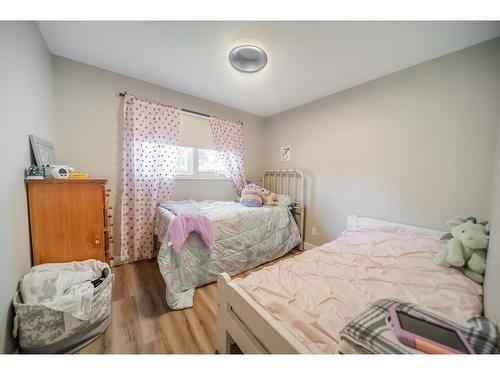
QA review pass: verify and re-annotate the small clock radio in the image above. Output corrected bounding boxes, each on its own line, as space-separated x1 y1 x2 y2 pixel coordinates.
44 165 73 179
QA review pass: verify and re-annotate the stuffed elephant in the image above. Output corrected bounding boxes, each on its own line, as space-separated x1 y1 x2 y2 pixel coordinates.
434 217 489 284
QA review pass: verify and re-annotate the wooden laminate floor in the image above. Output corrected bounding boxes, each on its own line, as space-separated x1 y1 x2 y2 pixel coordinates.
78 250 299 354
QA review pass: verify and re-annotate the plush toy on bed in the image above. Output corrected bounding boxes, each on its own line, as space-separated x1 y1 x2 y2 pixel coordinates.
434 217 489 284
261 189 278 206
240 183 263 207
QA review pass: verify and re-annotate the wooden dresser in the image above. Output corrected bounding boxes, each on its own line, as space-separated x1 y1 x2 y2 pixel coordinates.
26 179 112 265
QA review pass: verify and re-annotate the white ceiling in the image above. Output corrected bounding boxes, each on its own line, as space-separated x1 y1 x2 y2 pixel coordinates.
38 21 500 117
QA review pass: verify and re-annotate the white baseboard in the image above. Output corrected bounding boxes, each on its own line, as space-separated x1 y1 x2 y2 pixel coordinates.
110 256 126 267
303 242 317 250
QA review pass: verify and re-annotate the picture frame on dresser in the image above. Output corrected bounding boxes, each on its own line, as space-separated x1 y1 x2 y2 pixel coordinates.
29 134 56 166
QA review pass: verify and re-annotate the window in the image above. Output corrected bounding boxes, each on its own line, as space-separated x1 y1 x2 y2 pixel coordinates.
175 146 227 179
198 148 225 174
175 146 193 175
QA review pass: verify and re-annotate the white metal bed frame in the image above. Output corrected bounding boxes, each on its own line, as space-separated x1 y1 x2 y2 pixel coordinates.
216 214 447 354
262 169 305 251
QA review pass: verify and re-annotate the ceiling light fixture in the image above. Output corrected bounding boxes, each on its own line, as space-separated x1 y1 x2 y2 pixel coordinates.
229 45 268 73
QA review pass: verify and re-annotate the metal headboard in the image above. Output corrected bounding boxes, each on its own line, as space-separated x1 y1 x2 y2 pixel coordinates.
262 169 305 250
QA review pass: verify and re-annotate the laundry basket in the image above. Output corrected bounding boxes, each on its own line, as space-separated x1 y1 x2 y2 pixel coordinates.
13 260 113 354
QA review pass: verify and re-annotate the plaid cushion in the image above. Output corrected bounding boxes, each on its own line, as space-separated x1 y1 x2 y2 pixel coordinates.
339 299 499 354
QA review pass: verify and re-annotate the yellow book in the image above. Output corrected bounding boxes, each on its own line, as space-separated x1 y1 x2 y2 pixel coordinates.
69 172 90 179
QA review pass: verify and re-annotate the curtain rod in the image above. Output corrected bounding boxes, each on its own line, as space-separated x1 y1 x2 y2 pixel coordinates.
118 92 243 125
119 91 210 118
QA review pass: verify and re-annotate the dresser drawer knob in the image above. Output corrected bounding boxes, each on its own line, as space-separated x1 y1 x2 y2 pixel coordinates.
95 239 101 245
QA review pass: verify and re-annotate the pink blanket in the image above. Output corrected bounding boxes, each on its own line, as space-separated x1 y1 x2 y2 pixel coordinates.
235 226 483 353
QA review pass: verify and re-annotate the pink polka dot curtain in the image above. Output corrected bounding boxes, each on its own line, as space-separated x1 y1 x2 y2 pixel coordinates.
121 95 181 261
209 117 247 196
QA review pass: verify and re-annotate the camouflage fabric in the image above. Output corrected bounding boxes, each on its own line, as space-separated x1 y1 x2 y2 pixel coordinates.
13 270 113 350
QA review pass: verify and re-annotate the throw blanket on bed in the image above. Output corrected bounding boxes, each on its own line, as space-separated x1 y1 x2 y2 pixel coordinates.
339 299 499 354
159 200 214 254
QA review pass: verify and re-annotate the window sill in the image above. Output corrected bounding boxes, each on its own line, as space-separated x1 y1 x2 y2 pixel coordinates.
175 175 230 181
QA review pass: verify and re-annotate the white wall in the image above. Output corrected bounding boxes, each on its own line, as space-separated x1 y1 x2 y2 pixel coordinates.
52 56 265 258
263 38 500 246
0 22 55 353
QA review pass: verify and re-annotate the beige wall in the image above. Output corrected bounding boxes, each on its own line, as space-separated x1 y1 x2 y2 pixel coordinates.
485 114 500 338
52 56 265 258
263 38 500 246
0 22 55 353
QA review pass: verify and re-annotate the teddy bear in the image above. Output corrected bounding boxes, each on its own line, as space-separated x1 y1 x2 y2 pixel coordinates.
261 189 278 206
434 217 489 284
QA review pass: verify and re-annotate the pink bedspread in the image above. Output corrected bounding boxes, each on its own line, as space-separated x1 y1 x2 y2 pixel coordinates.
235 226 483 353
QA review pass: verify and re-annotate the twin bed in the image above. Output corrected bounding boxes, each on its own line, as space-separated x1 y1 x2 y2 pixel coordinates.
154 169 305 309
216 215 488 354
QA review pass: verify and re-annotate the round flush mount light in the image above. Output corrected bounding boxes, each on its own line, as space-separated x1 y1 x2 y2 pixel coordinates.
229 45 268 73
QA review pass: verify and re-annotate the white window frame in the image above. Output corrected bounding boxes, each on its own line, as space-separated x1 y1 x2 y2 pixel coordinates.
175 147 229 181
